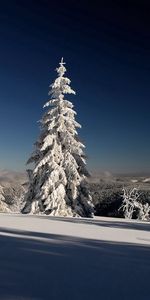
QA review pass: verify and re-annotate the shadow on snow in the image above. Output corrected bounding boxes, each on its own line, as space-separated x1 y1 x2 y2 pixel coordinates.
0 227 149 300
15 213 150 232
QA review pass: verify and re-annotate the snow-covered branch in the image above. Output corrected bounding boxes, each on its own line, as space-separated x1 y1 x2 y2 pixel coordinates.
119 187 150 221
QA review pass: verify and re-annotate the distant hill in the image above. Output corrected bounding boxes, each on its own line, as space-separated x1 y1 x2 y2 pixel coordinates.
0 169 27 185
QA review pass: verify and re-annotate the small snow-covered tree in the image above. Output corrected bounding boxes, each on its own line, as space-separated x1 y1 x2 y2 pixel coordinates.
137 202 150 221
119 187 140 219
22 58 93 217
119 187 150 221
0 186 10 212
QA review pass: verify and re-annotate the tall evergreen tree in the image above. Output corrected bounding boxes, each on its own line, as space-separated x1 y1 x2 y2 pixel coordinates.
23 58 93 217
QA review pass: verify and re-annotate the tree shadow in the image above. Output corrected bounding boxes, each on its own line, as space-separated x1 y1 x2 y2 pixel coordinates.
0 228 149 300
17 214 150 232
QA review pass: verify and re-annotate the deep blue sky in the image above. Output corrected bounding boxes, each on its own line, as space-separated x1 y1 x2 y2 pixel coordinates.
0 0 150 174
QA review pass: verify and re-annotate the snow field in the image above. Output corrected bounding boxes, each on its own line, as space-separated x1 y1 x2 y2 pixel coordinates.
0 214 149 300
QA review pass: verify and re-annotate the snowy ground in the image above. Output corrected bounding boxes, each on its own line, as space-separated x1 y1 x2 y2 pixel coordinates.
0 214 149 300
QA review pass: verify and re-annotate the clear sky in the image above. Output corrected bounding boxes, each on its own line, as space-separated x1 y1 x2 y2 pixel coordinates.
0 0 150 174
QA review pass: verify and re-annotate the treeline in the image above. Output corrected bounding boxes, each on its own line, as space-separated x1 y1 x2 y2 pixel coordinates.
90 182 150 219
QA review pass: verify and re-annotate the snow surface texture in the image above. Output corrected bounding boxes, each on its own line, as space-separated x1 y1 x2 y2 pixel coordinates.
0 214 149 300
23 58 93 217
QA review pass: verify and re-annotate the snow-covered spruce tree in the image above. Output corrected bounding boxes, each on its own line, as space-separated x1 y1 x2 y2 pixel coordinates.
22 58 93 217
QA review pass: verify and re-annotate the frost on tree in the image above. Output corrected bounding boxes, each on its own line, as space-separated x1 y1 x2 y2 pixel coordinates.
0 186 10 213
119 187 140 219
22 58 93 217
119 187 150 221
